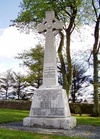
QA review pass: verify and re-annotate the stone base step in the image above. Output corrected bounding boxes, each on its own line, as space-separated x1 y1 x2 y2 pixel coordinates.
23 116 76 130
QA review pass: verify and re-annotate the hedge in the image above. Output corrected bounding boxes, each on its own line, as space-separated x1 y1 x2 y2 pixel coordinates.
0 100 99 114
0 100 31 110
69 103 94 115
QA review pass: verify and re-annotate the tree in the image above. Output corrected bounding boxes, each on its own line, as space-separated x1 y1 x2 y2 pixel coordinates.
16 44 44 88
71 63 90 103
12 72 28 100
0 70 14 99
14 0 85 97
58 60 90 103
91 0 100 116
87 0 100 116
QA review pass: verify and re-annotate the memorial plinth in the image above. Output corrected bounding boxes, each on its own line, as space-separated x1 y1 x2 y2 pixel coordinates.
23 88 76 129
23 10 76 129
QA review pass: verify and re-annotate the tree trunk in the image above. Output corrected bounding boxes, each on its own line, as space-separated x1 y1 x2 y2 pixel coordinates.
5 90 7 100
17 84 20 100
93 16 100 116
65 7 77 97
66 30 73 97
58 31 68 93
93 52 99 116
58 7 77 98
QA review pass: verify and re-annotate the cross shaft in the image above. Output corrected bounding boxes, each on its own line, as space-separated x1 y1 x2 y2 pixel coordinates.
38 10 63 88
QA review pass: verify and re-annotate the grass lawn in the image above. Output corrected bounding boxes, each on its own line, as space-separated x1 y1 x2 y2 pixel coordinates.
0 128 86 139
76 115 100 126
0 109 99 139
0 109 29 124
0 109 100 126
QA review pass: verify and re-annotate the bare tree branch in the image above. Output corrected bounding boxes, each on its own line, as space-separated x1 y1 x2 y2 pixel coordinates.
92 0 98 18
88 50 93 63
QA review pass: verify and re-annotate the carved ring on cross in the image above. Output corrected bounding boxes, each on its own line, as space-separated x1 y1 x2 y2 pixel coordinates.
38 19 60 36
38 10 63 38
43 21 59 36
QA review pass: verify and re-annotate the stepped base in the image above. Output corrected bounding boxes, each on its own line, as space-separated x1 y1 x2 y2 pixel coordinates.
23 116 76 130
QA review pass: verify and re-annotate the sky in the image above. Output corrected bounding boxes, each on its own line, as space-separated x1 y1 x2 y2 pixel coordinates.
0 0 95 75
0 0 39 74
0 0 21 28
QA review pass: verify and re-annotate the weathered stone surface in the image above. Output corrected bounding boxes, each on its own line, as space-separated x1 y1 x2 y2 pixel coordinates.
23 117 76 130
29 88 70 118
38 10 63 88
23 88 76 129
23 10 76 129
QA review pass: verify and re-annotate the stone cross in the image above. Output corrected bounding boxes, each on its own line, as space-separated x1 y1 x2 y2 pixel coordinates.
23 10 76 130
38 10 63 88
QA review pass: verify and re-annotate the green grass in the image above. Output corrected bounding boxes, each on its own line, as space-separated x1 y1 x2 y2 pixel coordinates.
76 115 100 126
1 109 99 139
0 109 100 126
0 128 86 139
0 109 29 124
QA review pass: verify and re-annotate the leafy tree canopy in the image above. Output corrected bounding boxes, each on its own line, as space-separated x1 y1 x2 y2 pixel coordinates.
13 0 93 29
16 44 44 88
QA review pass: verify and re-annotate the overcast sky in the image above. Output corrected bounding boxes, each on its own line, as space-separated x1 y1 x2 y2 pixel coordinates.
0 0 95 75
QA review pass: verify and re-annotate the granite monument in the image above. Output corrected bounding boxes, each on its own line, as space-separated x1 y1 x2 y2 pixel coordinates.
23 10 76 129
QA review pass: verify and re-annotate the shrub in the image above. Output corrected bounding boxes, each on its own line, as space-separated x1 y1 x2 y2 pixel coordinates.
0 100 98 115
